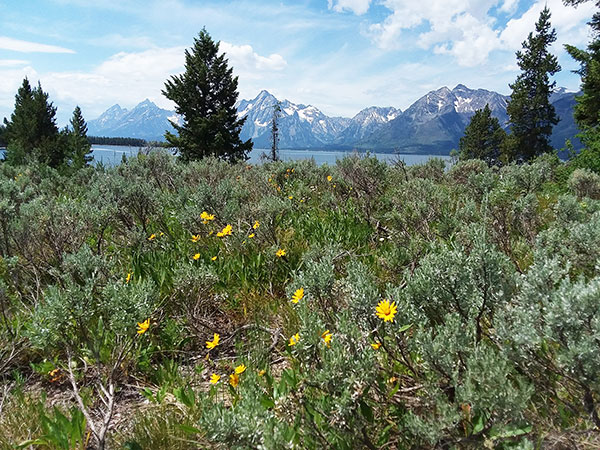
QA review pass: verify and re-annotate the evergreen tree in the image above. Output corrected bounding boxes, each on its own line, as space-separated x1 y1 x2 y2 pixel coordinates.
506 7 561 161
4 78 61 167
162 29 252 163
459 104 507 166
269 102 281 162
67 106 93 168
564 0 600 131
0 123 6 148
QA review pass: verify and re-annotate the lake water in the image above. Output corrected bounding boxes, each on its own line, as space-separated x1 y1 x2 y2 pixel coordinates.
91 145 451 167
0 146 450 166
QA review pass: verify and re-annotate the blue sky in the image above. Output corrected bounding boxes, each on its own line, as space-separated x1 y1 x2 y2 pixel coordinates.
0 0 596 125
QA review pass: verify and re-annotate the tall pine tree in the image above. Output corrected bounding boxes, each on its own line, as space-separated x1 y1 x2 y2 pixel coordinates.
4 78 61 167
67 106 93 168
459 104 507 166
564 0 600 131
162 29 252 162
506 7 560 161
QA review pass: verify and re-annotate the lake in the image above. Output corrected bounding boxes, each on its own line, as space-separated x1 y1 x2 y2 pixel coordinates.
0 146 451 166
91 145 451 166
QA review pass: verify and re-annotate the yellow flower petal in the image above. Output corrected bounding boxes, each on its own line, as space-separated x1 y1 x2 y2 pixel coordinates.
206 333 220 350
193 253 201 260
235 364 246 374
209 374 221 384
375 299 397 323
137 318 150 335
321 330 332 347
291 288 304 304
288 333 300 346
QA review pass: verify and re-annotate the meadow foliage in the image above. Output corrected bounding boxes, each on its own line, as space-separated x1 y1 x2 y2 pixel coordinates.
0 152 600 448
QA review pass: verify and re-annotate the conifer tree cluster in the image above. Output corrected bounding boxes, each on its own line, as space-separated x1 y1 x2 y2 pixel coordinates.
461 7 561 166
163 29 252 163
2 78 92 169
459 105 506 165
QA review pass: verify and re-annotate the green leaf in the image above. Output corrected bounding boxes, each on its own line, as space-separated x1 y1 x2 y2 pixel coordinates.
398 323 412 333
472 414 486 434
359 399 374 423
260 394 275 409
178 424 203 435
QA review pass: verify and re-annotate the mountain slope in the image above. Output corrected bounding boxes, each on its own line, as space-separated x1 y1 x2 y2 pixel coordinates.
359 84 578 153
237 90 350 148
88 99 178 141
88 86 580 153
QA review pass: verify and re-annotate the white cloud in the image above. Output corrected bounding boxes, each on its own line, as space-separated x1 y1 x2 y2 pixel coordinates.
220 42 287 72
328 0 373 15
499 0 519 14
354 0 594 67
365 0 501 64
0 59 29 67
500 0 596 51
0 36 75 53
0 42 288 123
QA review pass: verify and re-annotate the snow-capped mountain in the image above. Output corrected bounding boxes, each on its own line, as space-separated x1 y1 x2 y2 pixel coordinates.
361 84 578 152
87 85 579 153
335 106 401 145
88 99 179 141
237 90 350 148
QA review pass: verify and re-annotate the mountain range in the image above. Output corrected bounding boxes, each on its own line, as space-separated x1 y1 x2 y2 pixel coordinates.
87 85 582 154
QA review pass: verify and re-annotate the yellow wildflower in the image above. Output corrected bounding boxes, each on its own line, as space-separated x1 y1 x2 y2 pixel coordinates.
291 288 304 304
276 248 286 258
137 318 150 335
321 330 332 347
229 373 239 387
206 333 220 350
48 368 63 383
288 333 300 346
211 256 218 261
191 234 201 242
248 233 255 238
253 220 260 229
327 175 332 182
216 224 233 237
235 364 246 374
193 253 201 260
288 195 293 200
258 370 266 377
376 299 398 323
125 272 132 283
371 341 382 350
148 233 156 241
209 374 221 384
200 211 215 223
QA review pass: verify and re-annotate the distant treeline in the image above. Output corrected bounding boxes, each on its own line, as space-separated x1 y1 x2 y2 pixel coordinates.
89 136 147 146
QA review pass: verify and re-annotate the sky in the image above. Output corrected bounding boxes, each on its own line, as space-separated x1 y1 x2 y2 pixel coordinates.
0 0 596 126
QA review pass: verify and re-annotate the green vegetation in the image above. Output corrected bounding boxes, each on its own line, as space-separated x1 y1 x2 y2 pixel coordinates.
163 29 253 162
1 79 94 170
0 150 600 448
507 7 560 161
459 104 506 165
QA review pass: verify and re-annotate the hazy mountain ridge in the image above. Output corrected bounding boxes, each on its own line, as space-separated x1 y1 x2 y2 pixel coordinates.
88 85 581 153
88 99 180 141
